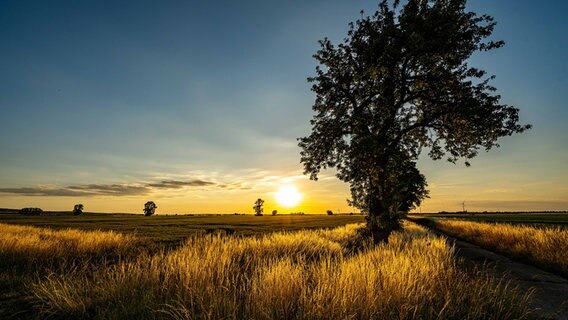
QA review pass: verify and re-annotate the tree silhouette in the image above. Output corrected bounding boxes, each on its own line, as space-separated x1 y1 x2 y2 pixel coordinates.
19 208 43 215
144 201 157 216
253 198 264 216
299 0 530 242
348 153 429 218
272 209 278 215
73 204 84 216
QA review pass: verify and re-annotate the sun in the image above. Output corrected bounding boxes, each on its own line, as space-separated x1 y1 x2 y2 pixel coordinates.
275 185 302 208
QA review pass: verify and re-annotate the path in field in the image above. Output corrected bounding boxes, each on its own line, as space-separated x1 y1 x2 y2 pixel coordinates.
447 235 568 319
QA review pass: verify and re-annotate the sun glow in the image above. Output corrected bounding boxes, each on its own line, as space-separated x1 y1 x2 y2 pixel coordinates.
275 185 302 208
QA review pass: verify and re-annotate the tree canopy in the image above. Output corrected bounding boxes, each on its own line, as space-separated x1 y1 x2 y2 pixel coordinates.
144 201 157 216
73 204 84 216
299 0 530 241
253 198 264 216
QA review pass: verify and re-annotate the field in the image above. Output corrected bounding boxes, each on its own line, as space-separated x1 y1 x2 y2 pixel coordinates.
0 219 533 319
411 217 568 278
0 213 364 246
411 213 568 226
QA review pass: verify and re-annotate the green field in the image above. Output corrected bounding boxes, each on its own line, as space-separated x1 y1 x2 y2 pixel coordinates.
0 213 364 246
409 213 568 226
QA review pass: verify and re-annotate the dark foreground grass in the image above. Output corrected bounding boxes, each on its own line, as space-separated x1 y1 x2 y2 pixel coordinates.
0 213 364 246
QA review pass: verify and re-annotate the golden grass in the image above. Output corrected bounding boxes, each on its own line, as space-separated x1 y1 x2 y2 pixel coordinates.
30 222 532 319
430 219 568 276
0 223 143 273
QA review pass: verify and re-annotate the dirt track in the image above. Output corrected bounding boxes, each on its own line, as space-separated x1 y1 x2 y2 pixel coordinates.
444 234 568 319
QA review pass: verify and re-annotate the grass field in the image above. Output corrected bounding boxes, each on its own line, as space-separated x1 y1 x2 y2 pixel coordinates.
0 213 364 246
411 217 568 278
411 213 568 226
0 221 532 319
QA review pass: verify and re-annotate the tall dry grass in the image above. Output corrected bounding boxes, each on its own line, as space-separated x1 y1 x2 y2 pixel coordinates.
0 223 143 273
31 222 532 319
430 219 568 277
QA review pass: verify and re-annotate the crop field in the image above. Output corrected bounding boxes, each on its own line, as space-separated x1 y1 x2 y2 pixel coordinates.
411 217 568 278
0 221 532 319
411 213 568 226
0 213 364 246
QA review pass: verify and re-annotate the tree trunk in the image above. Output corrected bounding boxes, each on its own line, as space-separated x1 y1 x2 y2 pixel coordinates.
366 194 397 244
366 162 402 244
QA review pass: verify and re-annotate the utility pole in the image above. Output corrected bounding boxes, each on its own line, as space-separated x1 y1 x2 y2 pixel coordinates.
462 201 466 213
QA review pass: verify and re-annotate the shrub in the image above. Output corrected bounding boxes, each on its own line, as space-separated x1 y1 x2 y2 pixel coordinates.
143 201 157 216
72 204 84 216
19 208 43 215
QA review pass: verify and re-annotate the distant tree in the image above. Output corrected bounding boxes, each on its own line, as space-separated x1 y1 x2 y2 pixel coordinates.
299 0 530 242
272 209 278 215
19 207 43 215
73 204 84 216
253 198 264 216
326 210 333 216
143 201 157 216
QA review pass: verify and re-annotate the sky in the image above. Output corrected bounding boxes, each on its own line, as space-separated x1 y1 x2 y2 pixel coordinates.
0 0 567 214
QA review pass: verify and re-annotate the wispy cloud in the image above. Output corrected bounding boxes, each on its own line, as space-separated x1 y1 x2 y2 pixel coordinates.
0 168 308 198
0 179 220 197
68 184 151 196
0 187 90 197
0 184 150 197
147 180 215 189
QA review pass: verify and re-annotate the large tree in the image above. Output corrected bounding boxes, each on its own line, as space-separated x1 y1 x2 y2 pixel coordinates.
299 0 530 242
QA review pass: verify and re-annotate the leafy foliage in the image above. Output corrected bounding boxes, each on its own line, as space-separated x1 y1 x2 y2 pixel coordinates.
72 204 84 216
253 198 264 216
143 201 157 216
299 0 530 240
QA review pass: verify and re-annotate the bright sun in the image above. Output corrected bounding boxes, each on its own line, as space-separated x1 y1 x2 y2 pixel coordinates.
275 185 302 208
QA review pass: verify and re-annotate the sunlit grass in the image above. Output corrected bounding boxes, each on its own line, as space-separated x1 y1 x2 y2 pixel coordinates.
30 222 532 319
0 223 144 273
428 219 568 277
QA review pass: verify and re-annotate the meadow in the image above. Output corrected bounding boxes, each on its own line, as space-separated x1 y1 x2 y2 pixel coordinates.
412 212 568 226
414 218 568 278
0 213 364 246
0 218 533 319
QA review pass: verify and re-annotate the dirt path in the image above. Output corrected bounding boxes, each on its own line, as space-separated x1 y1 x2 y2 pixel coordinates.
443 234 568 319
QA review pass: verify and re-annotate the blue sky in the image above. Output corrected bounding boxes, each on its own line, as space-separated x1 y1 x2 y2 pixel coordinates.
0 0 566 213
